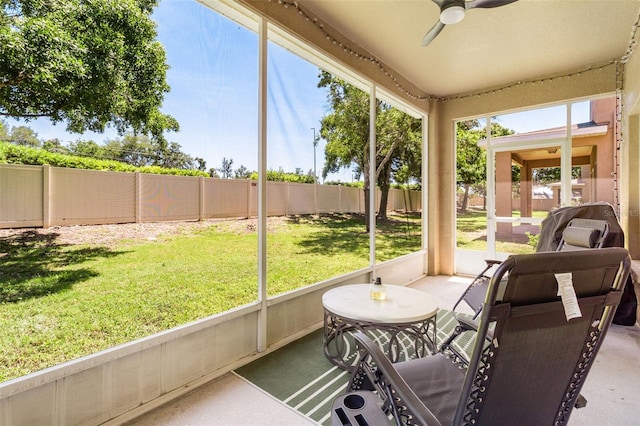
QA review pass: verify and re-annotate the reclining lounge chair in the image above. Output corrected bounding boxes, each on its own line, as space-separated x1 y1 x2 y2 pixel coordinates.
334 248 630 426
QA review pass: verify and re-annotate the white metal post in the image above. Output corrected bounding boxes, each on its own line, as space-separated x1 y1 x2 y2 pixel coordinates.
421 115 428 252
369 85 377 273
561 104 572 206
257 17 268 353
486 117 496 259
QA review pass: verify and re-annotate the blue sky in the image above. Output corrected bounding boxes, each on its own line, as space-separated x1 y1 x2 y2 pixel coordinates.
495 103 590 133
3 0 591 181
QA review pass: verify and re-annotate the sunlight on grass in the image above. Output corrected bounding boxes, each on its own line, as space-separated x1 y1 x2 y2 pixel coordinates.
456 208 542 254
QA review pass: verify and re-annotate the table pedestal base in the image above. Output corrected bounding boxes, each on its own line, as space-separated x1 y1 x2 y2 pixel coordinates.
323 309 437 372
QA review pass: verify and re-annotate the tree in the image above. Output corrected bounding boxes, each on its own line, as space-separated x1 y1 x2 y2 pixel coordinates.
0 0 178 142
392 127 422 188
456 120 486 212
103 134 156 166
101 134 196 169
375 106 422 219
318 71 421 228
218 157 233 179
42 138 66 154
194 157 207 172
67 139 104 158
159 141 194 169
234 164 251 179
8 125 39 147
318 72 372 228
0 119 8 141
532 166 581 185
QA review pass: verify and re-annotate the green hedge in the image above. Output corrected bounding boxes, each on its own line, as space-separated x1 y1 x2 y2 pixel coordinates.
0 141 208 177
248 170 315 184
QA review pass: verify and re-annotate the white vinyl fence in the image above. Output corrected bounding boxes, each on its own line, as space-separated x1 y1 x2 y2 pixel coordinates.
0 164 421 229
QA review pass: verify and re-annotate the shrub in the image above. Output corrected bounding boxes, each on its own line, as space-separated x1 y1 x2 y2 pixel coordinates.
526 231 540 249
0 141 208 177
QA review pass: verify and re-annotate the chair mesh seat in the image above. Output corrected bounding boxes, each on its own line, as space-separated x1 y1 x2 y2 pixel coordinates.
394 353 464 425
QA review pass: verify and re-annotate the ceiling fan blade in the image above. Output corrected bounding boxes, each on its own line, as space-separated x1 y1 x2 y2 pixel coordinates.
421 0 517 47
467 0 518 10
421 21 446 46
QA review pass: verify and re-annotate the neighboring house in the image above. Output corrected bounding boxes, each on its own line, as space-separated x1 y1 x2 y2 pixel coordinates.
483 98 617 236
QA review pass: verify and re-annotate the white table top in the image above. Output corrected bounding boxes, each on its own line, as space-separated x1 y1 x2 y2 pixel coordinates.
322 284 439 323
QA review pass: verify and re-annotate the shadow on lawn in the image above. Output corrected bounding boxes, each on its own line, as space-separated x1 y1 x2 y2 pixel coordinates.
291 213 421 259
0 230 123 303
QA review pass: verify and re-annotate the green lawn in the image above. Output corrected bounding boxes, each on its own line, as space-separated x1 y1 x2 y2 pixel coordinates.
0 213 421 382
456 208 544 254
0 209 539 382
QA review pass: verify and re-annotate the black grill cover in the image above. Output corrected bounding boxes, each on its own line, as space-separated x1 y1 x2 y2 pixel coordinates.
536 202 624 252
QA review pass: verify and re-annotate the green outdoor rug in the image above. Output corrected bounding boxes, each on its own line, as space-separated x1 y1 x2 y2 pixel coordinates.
234 309 474 425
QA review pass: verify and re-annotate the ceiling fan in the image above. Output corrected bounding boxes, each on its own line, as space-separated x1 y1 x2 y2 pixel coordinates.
422 0 518 47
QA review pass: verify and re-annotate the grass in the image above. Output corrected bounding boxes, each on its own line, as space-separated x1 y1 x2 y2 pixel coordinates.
0 213 421 382
456 208 544 254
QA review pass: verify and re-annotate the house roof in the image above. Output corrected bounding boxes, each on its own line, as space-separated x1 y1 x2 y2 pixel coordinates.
486 122 609 145
475 120 608 162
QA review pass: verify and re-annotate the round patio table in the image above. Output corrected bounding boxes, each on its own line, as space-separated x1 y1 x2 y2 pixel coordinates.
322 284 439 371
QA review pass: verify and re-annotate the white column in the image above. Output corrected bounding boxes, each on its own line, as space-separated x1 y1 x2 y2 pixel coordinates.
369 85 377 272
561 104 572 206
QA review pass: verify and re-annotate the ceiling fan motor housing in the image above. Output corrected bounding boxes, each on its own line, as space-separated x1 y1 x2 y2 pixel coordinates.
440 0 466 24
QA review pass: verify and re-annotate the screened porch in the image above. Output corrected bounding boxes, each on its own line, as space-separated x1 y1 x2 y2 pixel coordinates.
2 1 640 425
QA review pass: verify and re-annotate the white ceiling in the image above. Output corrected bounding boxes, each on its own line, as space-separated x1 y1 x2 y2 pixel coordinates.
300 0 640 97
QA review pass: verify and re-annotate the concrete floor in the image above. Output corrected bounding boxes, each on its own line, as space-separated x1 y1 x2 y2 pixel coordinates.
128 275 640 426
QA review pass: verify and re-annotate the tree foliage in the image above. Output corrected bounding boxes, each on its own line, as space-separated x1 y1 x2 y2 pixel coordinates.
0 0 177 142
67 139 102 157
0 122 202 171
234 164 251 179
41 137 64 153
373 106 422 218
318 72 370 181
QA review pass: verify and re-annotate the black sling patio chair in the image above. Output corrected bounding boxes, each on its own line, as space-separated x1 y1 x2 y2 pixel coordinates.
449 203 615 327
336 248 630 426
442 215 612 358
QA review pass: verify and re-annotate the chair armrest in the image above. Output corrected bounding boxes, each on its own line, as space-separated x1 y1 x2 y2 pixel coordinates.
455 314 479 331
350 332 442 426
455 313 494 342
